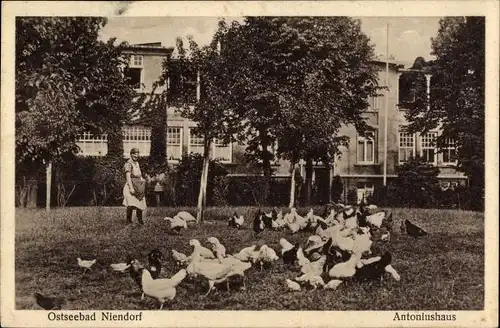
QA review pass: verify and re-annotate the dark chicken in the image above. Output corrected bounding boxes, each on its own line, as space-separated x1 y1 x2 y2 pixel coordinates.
404 219 427 238
34 293 65 310
353 251 392 282
147 248 164 279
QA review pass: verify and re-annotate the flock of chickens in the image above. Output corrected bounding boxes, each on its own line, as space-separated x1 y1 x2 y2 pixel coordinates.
34 203 428 310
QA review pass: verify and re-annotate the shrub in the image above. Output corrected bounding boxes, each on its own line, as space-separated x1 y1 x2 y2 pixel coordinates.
174 153 228 206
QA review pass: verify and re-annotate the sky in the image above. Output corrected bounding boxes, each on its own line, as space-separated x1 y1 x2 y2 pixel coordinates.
99 16 441 68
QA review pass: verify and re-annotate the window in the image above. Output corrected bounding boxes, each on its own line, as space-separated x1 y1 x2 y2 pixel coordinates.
188 128 232 163
188 128 204 155
356 182 374 204
213 138 232 163
399 131 415 163
76 132 107 156
167 127 183 161
122 125 151 157
124 67 142 89
257 141 278 164
124 55 144 89
366 81 380 111
442 138 458 164
357 131 376 164
420 132 437 164
131 55 143 67
368 95 380 111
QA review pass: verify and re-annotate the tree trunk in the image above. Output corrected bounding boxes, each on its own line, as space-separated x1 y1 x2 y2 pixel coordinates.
289 163 296 208
328 164 334 203
196 142 211 224
304 157 313 205
45 161 52 212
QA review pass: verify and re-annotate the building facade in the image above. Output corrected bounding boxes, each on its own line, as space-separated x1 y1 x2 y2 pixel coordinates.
77 42 466 203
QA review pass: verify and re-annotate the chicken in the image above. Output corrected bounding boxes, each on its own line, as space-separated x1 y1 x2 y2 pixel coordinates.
300 255 327 277
171 249 189 267
207 237 227 263
34 293 65 310
127 258 145 300
328 253 359 278
141 268 187 309
255 244 279 271
147 248 164 279
110 262 130 273
232 245 259 262
353 252 392 282
77 258 96 273
280 238 300 266
186 240 233 296
384 264 401 281
405 219 427 238
305 209 328 230
304 235 325 256
164 216 187 234
366 211 385 228
323 279 343 290
295 273 325 289
285 278 301 291
228 212 244 229
296 247 310 268
381 231 391 242
189 239 215 259
252 211 265 235
272 210 285 230
202 255 253 290
352 230 373 256
175 211 197 223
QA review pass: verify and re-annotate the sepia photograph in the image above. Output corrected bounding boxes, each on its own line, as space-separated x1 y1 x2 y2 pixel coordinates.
1 1 498 327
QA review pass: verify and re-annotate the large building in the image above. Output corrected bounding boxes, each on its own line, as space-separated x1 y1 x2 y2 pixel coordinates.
76 42 466 203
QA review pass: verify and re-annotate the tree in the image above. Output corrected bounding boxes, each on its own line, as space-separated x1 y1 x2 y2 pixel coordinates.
161 28 242 222
403 17 485 209
216 17 381 206
15 17 137 211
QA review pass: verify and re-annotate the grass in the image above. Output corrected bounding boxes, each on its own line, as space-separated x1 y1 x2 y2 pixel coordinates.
15 206 484 311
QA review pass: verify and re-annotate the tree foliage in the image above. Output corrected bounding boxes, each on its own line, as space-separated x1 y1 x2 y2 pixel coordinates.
404 17 485 194
15 17 137 166
213 17 381 204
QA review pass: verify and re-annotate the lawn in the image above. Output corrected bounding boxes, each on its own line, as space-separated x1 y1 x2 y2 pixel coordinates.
15 206 484 311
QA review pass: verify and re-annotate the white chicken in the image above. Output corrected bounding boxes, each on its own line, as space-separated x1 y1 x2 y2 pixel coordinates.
189 239 215 260
110 262 130 273
352 230 373 256
255 245 279 271
207 237 227 263
328 253 360 278
186 240 233 296
279 238 295 255
175 211 197 223
228 213 245 229
300 255 326 277
273 210 285 229
366 211 385 228
323 279 343 290
285 279 301 291
232 245 260 263
77 258 96 273
171 249 189 267
295 273 325 289
141 268 187 309
384 264 401 281
164 216 188 234
202 255 253 290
